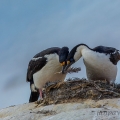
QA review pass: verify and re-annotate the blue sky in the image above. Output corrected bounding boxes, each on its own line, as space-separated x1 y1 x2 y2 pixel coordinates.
0 0 120 108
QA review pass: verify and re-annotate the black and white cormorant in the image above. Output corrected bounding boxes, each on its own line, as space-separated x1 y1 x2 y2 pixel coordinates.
62 44 120 84
26 47 69 102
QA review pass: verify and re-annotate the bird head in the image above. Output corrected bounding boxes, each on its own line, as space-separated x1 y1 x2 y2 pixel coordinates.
62 44 88 73
59 47 69 73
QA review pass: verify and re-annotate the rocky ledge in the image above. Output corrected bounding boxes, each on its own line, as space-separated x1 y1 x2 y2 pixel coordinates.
0 98 120 120
1 78 120 120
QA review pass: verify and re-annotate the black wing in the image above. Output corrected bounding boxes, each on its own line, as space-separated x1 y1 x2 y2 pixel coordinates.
93 45 120 65
93 46 117 54
26 47 60 82
34 47 60 58
26 57 47 82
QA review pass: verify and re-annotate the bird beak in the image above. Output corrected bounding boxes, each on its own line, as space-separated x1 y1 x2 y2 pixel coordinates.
62 65 67 74
60 61 67 74
62 61 74 74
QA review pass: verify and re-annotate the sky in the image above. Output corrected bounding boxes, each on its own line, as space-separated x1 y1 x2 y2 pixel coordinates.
0 0 120 109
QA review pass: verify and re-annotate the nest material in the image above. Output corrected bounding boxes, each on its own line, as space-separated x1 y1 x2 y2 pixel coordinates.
67 67 81 74
40 78 120 105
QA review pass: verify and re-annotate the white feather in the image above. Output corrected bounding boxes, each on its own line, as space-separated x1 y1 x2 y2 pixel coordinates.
33 53 66 89
74 45 89 62
81 48 117 83
32 57 42 61
30 84 37 92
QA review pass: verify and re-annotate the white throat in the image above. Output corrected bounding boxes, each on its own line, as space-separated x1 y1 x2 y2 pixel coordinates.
74 45 89 61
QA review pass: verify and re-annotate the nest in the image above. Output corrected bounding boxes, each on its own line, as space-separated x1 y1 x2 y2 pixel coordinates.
36 67 120 106
40 78 120 105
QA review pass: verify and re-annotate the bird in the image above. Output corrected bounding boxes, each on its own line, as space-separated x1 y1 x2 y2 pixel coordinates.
26 47 69 102
62 43 120 84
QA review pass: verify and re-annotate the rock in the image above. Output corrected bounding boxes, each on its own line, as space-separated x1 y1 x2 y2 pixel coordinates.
0 98 120 120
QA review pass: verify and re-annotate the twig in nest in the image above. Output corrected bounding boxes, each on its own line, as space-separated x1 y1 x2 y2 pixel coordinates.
92 81 120 96
54 67 81 74
67 67 81 74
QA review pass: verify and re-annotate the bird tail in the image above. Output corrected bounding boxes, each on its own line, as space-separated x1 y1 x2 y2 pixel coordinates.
29 81 39 102
29 91 39 102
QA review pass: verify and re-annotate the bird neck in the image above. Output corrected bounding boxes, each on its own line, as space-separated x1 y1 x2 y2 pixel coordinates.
74 44 90 61
77 44 90 52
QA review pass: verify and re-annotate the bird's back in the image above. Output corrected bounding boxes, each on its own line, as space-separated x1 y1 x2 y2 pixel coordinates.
26 47 60 82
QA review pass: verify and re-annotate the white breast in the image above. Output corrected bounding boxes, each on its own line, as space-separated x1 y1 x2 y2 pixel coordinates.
82 49 117 83
33 54 66 89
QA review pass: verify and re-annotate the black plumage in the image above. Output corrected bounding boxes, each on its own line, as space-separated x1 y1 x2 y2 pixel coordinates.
27 47 60 82
93 46 119 65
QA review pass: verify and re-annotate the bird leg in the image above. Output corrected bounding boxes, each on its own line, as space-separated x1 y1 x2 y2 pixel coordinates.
39 88 43 100
35 88 43 105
